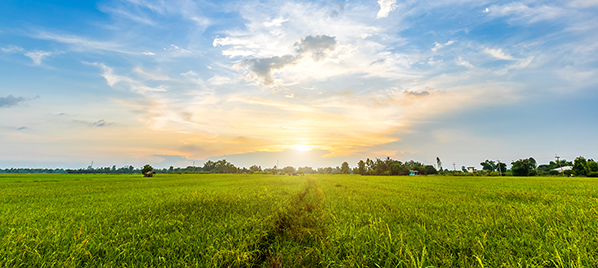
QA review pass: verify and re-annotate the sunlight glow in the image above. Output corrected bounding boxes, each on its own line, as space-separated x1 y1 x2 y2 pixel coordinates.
291 145 313 151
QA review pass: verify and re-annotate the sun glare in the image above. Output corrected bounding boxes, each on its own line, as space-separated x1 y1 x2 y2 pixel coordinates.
291 145 312 151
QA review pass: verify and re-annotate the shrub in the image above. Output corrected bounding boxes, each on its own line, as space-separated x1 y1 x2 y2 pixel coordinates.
588 172 598 177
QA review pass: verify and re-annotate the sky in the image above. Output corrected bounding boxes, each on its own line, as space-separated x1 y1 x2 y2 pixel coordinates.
1 0 597 170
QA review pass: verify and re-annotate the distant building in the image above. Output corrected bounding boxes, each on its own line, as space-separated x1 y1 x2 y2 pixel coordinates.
467 167 476 173
144 171 155 177
409 170 419 176
553 166 573 173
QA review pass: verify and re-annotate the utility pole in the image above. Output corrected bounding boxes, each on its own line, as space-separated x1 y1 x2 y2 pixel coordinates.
497 158 502 176
453 162 456 171
556 154 565 177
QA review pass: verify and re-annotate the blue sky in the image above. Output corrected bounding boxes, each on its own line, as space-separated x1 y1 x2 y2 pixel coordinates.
1 0 597 169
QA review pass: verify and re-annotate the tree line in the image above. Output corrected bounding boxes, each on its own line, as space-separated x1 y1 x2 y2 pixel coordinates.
2 156 597 177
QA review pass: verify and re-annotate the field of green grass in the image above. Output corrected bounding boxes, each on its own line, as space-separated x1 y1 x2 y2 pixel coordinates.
1 174 597 267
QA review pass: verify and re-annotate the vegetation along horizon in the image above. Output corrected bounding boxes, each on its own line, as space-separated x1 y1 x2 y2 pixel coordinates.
1 169 597 267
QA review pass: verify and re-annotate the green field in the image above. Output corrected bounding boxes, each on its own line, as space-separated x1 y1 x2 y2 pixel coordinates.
1 174 597 267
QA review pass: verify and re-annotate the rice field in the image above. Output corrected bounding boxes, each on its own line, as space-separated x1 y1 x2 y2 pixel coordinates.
1 173 597 267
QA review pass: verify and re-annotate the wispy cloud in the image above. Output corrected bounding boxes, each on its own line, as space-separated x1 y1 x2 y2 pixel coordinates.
486 3 566 23
1 45 24 53
33 31 129 54
484 48 516 60
25 51 53 65
0 95 39 108
74 119 115 127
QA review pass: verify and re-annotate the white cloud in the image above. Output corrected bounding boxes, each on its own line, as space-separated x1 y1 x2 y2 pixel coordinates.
208 75 233 85
25 51 52 65
494 56 534 75
484 48 515 60
486 3 565 23
1 45 24 53
163 44 191 54
33 31 129 54
133 67 170 81
143 51 155 55
568 0 598 8
456 56 474 69
431 40 455 52
285 93 295 98
100 6 156 25
262 16 289 27
376 0 397 19
86 62 167 94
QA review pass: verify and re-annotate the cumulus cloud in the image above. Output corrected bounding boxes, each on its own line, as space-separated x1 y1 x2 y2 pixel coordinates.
25 51 52 65
237 55 298 86
294 35 337 62
377 0 397 19
235 35 337 86
0 95 38 108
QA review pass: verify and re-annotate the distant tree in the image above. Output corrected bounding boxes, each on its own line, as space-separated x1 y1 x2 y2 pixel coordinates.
141 164 154 176
282 166 296 175
497 162 507 175
573 156 588 176
357 160 366 175
249 165 262 172
325 167 333 174
480 160 497 171
511 158 537 176
436 157 443 173
424 165 438 175
461 166 468 173
391 162 406 175
297 167 306 175
587 159 598 172
340 162 351 174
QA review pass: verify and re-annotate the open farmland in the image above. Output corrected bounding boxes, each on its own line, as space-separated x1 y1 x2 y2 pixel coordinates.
1 174 597 267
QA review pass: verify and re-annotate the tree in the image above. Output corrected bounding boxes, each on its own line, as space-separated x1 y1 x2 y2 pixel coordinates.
480 160 496 171
461 166 468 173
282 166 296 175
424 165 438 175
573 156 588 176
340 162 351 174
357 160 366 175
497 162 507 175
511 158 537 176
249 165 262 172
436 157 443 173
141 164 153 176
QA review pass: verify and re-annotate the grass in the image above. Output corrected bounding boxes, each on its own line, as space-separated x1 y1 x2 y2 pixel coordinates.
1 174 597 267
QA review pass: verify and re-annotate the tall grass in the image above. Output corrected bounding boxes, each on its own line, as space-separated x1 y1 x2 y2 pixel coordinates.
1 174 596 267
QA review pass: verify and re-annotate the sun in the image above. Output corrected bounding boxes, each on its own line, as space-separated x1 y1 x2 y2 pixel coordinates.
291 145 313 151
